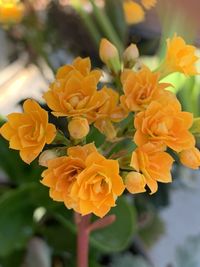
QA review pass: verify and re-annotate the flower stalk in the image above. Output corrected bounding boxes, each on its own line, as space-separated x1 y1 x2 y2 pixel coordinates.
75 213 116 267
76 213 91 267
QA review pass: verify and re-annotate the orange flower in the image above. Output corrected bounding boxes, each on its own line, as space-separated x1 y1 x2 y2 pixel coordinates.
126 143 174 194
121 66 170 112
0 99 56 164
134 96 195 152
162 35 199 76
123 0 144 24
41 144 96 211
43 57 107 122
141 0 157 9
94 86 128 139
0 0 25 24
179 147 200 169
41 143 125 217
70 151 125 217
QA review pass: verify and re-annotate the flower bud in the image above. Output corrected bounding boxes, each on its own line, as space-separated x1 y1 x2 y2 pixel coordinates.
179 147 200 169
123 43 139 68
68 117 89 140
125 171 146 194
39 150 58 167
99 38 121 74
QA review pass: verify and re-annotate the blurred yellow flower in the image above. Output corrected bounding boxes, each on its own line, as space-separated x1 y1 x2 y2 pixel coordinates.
123 0 144 24
0 0 24 24
179 147 200 169
141 0 157 10
162 35 199 76
127 143 174 194
0 99 56 164
41 143 125 217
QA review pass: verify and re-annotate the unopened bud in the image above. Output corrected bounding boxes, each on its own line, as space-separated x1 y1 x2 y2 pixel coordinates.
68 117 89 140
39 150 58 167
99 38 121 74
125 171 146 194
179 147 200 170
123 44 139 68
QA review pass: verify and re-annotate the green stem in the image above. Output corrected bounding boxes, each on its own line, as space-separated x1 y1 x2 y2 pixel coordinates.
88 0 124 53
76 6 102 47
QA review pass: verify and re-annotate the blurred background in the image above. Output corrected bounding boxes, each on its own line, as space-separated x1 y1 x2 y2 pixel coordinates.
0 0 200 266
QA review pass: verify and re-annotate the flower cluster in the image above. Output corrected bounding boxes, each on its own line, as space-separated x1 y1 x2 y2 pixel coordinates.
0 34 200 217
41 143 125 217
44 56 127 140
117 36 200 194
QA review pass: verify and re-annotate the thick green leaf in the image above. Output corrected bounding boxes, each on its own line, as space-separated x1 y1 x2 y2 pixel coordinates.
110 253 151 267
0 184 36 256
91 197 137 252
0 249 25 267
0 136 42 184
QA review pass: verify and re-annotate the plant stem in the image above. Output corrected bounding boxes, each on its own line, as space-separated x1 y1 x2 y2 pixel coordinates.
88 0 124 53
76 213 91 267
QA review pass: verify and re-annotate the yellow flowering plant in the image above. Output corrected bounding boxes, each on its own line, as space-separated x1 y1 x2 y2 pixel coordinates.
1 35 200 266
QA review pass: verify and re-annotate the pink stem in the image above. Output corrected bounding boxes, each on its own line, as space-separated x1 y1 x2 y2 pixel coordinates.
76 213 91 267
87 215 116 233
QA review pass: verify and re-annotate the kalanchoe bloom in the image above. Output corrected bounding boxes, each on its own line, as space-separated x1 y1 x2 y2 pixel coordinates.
94 86 128 139
41 144 94 212
161 35 199 76
41 143 125 217
0 99 56 164
126 143 174 194
68 117 89 140
70 151 125 217
0 0 25 24
121 66 170 112
123 0 144 24
179 147 200 169
43 57 107 122
134 95 195 152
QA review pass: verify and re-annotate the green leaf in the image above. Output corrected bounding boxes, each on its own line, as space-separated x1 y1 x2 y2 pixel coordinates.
0 184 36 257
190 118 200 137
107 138 136 158
91 196 137 252
0 249 25 267
86 126 105 147
110 253 151 267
